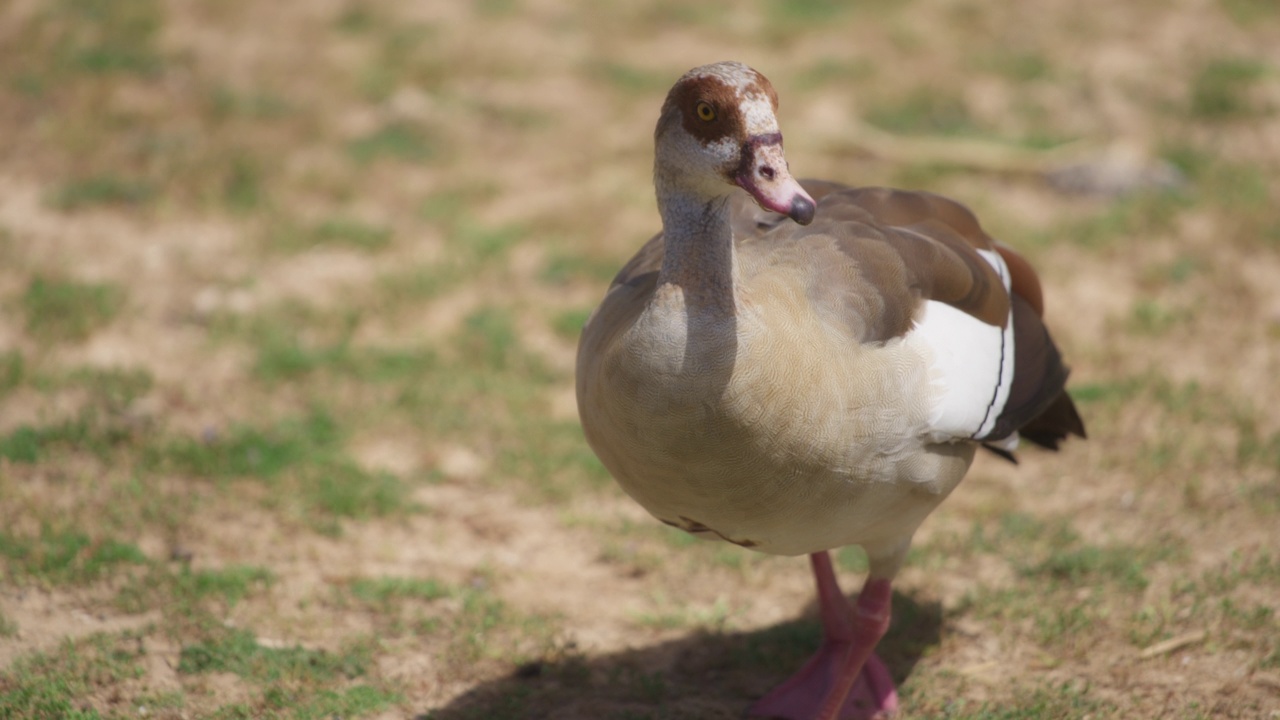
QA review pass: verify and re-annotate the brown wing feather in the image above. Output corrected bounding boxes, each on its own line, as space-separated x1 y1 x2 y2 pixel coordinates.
793 181 1085 455
603 181 1084 455
788 182 1011 337
995 242 1045 317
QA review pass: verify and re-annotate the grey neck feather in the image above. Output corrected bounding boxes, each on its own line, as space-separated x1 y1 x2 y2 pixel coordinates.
655 186 736 316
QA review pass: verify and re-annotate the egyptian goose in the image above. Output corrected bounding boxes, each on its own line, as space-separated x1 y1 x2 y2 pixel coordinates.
575 62 1085 720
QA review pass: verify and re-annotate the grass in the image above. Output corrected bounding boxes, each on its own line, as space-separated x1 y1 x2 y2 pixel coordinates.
21 276 124 342
295 217 393 251
865 88 979 136
148 411 341 480
0 632 148 719
348 121 436 164
177 627 370 681
938 512 1192 652
0 351 23 396
0 410 137 465
51 175 155 210
178 565 276 607
0 528 147 585
978 50 1054 82
0 0 1276 718
35 0 166 79
350 576 451 605
140 408 412 533
1189 57 1272 120
631 596 732 631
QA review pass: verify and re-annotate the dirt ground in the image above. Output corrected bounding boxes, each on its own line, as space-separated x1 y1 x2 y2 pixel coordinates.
1 0 1278 718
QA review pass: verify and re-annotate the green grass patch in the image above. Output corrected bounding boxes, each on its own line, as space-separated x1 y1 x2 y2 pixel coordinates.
148 410 340 480
539 249 620 286
51 175 155 210
590 62 671 94
1189 57 1271 120
335 4 379 34
0 610 16 638
1221 0 1279 24
1127 298 1188 336
267 217 394 253
210 86 292 121
348 121 435 164
0 410 138 465
0 426 44 464
993 516 1180 592
21 276 124 342
633 598 732 632
551 308 592 340
67 366 154 408
262 684 402 720
38 0 166 78
1120 551 1280 652
449 588 510 662
1036 191 1189 251
26 366 154 415
454 223 522 261
1193 551 1280 593
356 23 443 102
143 408 411 533
177 626 370 682
302 461 406 529
419 186 498 224
0 366 153 462
178 565 276 607
224 153 266 213
258 338 439 383
235 308 439 383
1022 545 1158 592
836 545 870 573
350 576 451 605
0 527 147 585
792 58 876 90
253 333 357 382
0 631 147 719
934 681 1109 719
459 306 519 371
952 512 1187 649
764 0 854 26
377 263 456 304
498 419 609 500
308 217 393 250
978 49 1053 82
865 88 978 136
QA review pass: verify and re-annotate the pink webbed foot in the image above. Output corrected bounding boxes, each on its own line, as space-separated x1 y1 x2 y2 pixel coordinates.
749 551 898 720
748 645 898 720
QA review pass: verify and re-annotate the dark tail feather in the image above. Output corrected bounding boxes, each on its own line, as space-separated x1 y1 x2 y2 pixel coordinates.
1018 390 1087 450
979 291 1087 463
981 390 1085 463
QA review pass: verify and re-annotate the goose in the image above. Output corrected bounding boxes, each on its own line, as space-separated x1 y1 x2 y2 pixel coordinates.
575 61 1085 720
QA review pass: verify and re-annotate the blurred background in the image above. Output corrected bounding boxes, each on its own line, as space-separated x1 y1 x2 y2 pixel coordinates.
0 1 1277 718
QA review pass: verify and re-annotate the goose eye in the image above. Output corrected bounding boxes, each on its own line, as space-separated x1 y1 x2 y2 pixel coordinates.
695 101 716 122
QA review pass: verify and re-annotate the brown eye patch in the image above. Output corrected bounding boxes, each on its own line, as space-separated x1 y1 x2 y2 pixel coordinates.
663 74 745 145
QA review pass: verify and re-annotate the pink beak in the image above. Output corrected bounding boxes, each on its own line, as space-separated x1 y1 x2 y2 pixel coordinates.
735 134 816 225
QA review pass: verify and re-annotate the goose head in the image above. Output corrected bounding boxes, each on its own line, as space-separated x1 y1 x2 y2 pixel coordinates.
654 61 816 225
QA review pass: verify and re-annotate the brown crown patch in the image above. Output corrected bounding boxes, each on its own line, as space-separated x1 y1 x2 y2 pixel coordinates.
659 63 778 148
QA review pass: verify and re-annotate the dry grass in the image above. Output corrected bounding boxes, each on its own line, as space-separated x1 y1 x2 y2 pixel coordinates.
1 0 1278 718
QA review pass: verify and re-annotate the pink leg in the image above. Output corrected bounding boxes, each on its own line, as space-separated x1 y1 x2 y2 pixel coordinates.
748 551 898 720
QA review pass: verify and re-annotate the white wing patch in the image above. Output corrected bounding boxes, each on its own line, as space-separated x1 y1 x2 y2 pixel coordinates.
906 248 1016 443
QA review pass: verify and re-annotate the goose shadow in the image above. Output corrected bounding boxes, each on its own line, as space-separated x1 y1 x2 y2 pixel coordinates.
421 588 942 720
